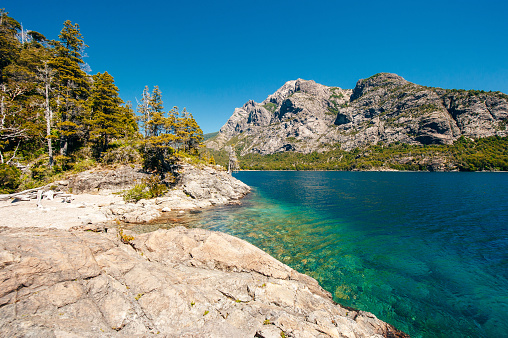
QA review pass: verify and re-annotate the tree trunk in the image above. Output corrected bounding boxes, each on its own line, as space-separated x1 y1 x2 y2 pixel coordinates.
60 136 68 156
45 82 53 167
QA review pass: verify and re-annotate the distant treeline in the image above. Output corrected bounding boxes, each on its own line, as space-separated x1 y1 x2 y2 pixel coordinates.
206 136 508 171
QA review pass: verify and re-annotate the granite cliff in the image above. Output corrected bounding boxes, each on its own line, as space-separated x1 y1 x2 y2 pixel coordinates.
206 73 508 155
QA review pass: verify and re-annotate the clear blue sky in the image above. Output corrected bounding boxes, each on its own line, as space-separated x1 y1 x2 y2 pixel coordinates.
6 0 508 133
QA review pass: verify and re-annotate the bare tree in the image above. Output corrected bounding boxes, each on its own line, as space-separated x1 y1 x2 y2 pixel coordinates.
37 62 56 166
0 84 26 164
16 22 32 45
225 145 239 173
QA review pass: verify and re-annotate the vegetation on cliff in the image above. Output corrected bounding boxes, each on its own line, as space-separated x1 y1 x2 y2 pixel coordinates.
207 135 508 171
205 73 508 171
0 9 209 192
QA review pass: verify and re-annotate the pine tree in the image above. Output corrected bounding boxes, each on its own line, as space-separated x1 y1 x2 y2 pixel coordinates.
137 86 151 138
145 85 165 138
88 72 124 155
183 111 203 154
173 108 203 153
49 20 90 155
0 11 44 164
0 9 21 75
141 87 178 172
119 101 139 139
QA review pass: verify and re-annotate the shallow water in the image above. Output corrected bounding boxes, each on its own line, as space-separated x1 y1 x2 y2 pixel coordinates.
133 171 508 337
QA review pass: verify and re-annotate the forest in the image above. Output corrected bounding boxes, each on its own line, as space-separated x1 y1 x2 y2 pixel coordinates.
0 10 208 193
206 135 508 172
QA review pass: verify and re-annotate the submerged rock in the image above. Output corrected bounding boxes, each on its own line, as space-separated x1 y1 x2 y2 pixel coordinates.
0 226 408 337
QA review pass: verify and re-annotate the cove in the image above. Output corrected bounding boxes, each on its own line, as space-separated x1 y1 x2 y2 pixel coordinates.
147 171 508 337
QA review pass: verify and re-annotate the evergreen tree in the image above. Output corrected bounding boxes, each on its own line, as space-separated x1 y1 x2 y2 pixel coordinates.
0 9 21 75
0 11 45 163
141 86 178 173
146 85 165 137
137 86 151 138
88 72 124 155
181 110 203 154
49 20 90 155
119 101 139 139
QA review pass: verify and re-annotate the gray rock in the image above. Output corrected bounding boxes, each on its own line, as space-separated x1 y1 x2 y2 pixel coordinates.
65 162 249 224
105 203 162 224
68 164 148 194
0 226 408 337
206 73 508 154
177 163 250 204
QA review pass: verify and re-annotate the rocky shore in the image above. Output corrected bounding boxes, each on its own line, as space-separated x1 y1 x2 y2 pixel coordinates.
0 226 408 337
0 163 409 337
0 163 251 228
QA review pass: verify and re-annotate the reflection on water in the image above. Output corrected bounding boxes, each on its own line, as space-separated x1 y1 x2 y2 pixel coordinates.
129 172 508 338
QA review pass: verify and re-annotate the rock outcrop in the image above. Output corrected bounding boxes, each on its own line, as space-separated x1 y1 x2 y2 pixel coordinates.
62 163 251 224
206 73 508 154
0 226 408 337
67 164 149 194
207 79 352 155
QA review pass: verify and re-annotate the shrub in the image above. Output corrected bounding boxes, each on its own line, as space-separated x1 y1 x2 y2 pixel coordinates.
122 175 168 202
118 228 135 244
123 183 150 202
102 145 141 164
72 158 97 173
142 175 168 198
0 164 21 193
142 145 175 173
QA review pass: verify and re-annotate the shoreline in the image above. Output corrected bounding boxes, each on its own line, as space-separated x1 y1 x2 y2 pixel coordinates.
0 163 251 230
236 169 508 173
0 163 409 337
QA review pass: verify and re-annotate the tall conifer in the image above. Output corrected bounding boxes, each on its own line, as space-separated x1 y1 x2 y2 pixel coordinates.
88 72 124 155
50 20 89 155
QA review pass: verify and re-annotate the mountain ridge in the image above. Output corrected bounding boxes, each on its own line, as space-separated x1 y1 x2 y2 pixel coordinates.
206 73 508 158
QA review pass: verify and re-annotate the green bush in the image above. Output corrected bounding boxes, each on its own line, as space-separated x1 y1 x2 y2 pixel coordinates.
123 183 150 202
122 175 168 202
102 145 141 164
0 164 21 193
142 175 168 198
142 146 175 173
72 158 97 173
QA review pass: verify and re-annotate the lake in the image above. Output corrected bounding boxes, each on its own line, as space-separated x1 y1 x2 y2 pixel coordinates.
141 171 508 337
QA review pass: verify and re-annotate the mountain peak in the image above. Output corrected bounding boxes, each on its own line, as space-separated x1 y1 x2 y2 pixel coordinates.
206 74 508 156
351 73 408 101
263 78 333 106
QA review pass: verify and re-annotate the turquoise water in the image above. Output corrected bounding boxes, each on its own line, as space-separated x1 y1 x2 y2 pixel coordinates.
143 172 508 337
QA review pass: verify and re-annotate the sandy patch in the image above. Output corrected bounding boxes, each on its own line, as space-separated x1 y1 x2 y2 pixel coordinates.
0 193 123 230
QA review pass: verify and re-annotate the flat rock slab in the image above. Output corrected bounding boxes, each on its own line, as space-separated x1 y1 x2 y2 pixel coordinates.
0 226 407 337
0 193 121 229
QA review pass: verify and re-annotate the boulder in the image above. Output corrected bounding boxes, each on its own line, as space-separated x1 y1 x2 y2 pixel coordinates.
178 163 251 203
68 164 148 194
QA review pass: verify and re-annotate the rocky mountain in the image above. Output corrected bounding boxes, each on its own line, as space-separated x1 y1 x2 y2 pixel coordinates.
206 73 508 155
